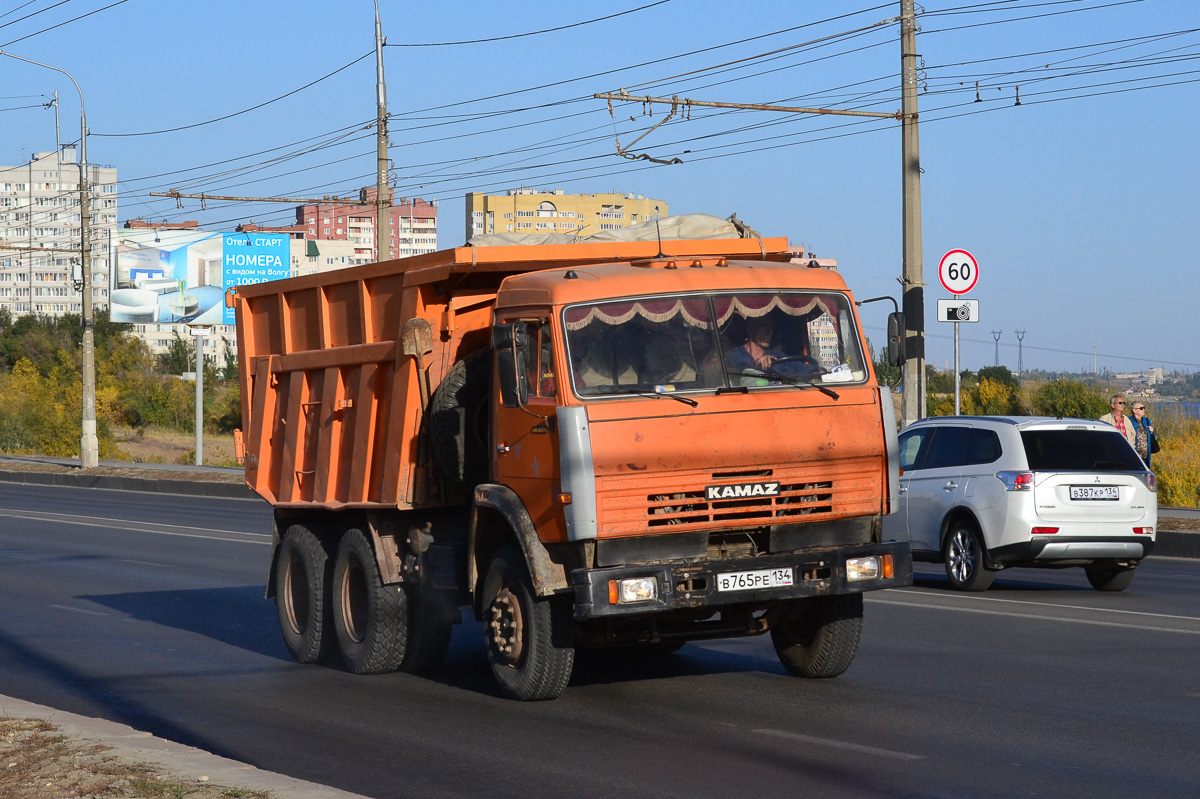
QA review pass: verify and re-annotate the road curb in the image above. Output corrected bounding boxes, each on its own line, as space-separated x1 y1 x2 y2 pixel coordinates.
0 467 256 500
0 694 371 799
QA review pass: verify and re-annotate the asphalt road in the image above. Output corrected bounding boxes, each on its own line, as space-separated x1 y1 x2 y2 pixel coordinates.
2 483 1198 799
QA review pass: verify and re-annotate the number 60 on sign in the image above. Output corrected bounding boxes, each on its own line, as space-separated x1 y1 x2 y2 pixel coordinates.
938 249 979 295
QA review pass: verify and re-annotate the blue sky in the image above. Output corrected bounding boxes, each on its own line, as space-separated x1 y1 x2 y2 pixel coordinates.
2 0 1196 374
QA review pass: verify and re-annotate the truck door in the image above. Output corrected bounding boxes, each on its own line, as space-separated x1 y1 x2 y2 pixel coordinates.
493 317 566 541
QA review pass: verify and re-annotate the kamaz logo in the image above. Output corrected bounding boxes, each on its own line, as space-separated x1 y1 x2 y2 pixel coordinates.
705 482 781 501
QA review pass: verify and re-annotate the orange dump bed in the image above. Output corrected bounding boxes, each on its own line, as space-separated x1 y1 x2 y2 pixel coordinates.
231 237 791 509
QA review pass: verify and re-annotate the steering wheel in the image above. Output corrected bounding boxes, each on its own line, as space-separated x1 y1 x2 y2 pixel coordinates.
772 355 821 368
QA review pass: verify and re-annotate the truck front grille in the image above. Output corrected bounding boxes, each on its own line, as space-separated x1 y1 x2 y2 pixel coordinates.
596 461 878 537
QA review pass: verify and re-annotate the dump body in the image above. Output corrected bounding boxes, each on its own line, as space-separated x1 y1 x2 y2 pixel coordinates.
232 237 791 509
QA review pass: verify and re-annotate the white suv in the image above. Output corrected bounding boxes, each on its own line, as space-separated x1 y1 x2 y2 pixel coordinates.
883 417 1157 592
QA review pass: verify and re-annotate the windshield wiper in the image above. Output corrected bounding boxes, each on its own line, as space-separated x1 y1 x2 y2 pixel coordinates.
595 387 699 407
725 371 840 401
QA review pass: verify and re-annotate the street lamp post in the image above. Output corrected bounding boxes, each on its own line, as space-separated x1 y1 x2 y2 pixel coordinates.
0 49 99 468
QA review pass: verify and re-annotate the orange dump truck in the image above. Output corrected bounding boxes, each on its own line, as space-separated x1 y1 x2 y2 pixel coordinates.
231 228 912 700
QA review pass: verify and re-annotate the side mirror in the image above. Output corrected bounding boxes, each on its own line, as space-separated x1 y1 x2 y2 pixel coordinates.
887 311 906 367
492 321 529 408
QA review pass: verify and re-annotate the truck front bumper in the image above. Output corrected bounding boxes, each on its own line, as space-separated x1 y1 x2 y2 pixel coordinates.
571 541 912 620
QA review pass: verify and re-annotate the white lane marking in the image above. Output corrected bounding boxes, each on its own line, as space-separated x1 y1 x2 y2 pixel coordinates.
885 588 1200 623
0 509 269 546
754 728 924 761
49 604 107 616
869 598 1200 636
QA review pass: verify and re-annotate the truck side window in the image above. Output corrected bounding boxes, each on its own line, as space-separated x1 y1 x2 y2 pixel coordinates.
518 319 556 398
536 320 555 397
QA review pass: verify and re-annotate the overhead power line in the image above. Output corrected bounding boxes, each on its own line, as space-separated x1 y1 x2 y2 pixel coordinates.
1 0 131 48
0 0 73 32
386 0 672 47
93 51 373 137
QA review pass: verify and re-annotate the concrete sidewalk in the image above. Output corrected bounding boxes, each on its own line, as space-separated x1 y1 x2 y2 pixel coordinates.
0 695 371 799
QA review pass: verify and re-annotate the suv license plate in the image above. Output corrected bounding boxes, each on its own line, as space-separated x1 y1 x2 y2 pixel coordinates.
1070 485 1119 500
716 567 794 592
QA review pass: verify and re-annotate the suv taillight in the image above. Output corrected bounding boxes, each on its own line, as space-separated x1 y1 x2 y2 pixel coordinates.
1147 473 1157 492
997 471 1034 491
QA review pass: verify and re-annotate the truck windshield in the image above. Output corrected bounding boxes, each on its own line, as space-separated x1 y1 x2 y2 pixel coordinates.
564 291 867 398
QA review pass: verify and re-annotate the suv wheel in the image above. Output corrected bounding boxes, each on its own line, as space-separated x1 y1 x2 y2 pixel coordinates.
943 521 995 591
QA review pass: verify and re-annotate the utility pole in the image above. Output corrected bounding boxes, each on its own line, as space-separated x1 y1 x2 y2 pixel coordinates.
1015 329 1026 375
1 49 98 468
374 0 392 261
900 0 925 426
992 330 1002 367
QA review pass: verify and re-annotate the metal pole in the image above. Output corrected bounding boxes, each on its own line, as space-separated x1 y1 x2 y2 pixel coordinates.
374 0 391 261
193 328 206 466
953 323 961 415
900 0 925 427
1 49 99 468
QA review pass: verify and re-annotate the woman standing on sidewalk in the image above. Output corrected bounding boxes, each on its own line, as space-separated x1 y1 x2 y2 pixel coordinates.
1129 402 1159 467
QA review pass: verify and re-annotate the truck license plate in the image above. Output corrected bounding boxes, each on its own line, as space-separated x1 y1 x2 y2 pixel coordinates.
716 567 794 592
1070 485 1119 500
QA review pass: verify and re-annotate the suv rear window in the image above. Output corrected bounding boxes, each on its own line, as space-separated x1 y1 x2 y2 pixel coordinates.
1020 429 1145 472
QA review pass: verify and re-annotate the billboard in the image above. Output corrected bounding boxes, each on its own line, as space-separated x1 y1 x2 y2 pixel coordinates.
114 230 289 325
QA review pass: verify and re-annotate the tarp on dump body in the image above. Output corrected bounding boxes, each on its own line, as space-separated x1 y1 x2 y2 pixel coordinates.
465 213 761 247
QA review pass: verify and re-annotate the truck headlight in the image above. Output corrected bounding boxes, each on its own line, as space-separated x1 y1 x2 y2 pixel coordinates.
608 577 658 604
846 556 881 582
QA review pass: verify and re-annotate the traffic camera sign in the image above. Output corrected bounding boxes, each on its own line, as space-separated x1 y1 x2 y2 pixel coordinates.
938 249 979 294
937 299 980 323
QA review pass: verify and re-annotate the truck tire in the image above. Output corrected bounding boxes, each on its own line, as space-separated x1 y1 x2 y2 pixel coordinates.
482 544 575 700
771 594 863 679
943 520 995 591
428 353 490 490
1085 564 1136 592
401 586 454 674
332 528 407 674
275 523 337 664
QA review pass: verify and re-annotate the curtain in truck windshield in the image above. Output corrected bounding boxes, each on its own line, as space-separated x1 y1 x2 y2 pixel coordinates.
563 292 867 398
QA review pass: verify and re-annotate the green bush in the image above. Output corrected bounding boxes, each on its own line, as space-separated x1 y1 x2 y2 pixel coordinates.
1031 379 1109 419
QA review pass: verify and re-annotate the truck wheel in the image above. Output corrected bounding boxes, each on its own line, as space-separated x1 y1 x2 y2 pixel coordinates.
482 545 575 700
428 353 490 490
943 521 995 591
275 523 336 664
771 594 863 679
401 587 454 674
1085 564 1136 592
332 528 406 674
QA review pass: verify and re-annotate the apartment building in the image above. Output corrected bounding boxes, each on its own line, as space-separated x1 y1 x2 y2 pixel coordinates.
465 188 667 241
0 148 117 317
296 187 437 264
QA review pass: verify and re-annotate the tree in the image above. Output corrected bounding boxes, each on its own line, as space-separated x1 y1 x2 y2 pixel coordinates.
1032 380 1108 419
157 331 194 375
978 365 1018 390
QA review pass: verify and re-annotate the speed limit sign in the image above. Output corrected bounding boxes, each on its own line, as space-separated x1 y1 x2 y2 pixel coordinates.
938 249 979 295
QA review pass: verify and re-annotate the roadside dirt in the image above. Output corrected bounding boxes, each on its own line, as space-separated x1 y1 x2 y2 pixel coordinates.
110 428 239 468
1 716 270 799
